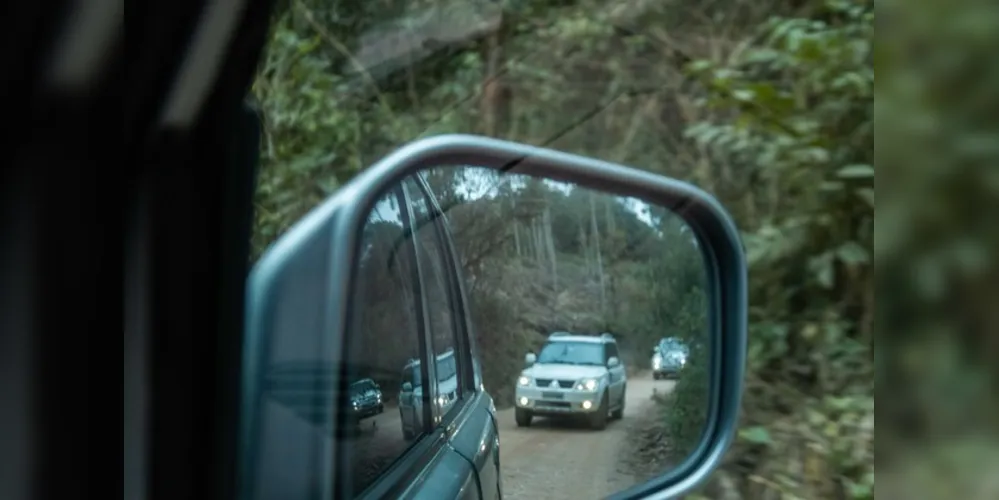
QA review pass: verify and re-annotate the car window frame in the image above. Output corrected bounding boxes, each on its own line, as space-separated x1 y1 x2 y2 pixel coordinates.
338 184 448 500
412 173 478 398
401 176 470 425
396 180 440 434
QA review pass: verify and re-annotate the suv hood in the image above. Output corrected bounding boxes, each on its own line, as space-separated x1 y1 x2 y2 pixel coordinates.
524 363 606 380
658 348 687 359
350 388 381 402
398 376 458 401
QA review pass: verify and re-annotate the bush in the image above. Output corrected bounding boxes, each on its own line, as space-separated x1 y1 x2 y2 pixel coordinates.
660 350 711 459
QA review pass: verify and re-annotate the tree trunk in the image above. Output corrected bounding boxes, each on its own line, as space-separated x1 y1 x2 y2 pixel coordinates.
544 206 558 293
590 193 606 314
513 222 522 257
480 10 511 137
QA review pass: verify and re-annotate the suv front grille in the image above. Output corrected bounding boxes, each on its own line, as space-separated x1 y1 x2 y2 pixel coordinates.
534 379 575 389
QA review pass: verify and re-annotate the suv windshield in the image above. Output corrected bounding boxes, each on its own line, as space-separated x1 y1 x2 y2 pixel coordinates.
659 338 689 354
350 380 376 395
436 354 457 382
537 341 604 366
402 365 422 389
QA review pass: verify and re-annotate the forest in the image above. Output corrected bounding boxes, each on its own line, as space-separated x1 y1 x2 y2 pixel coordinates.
419 166 708 402
248 0 883 498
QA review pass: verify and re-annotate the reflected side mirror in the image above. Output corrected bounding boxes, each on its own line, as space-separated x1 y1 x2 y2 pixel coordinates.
607 356 620 368
401 382 413 392
525 352 537 366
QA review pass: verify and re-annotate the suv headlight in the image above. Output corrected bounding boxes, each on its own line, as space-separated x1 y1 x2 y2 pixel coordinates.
575 378 598 391
436 396 446 407
517 375 531 387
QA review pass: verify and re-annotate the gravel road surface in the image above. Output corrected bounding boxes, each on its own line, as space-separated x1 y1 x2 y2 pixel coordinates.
344 372 675 498
497 372 675 499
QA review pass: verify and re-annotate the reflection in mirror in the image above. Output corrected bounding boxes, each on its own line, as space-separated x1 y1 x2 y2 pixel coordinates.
345 164 711 495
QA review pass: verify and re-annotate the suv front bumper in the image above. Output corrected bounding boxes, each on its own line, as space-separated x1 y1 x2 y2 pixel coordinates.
351 401 383 419
652 358 685 377
514 385 602 415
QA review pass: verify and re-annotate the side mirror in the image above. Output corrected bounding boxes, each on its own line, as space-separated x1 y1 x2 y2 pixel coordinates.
653 346 661 354
607 356 620 368
242 135 747 500
525 352 537 366
401 382 413 393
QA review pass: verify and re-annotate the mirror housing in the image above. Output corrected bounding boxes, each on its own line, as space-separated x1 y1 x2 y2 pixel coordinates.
525 352 537 366
607 356 620 368
401 382 413 393
242 134 747 500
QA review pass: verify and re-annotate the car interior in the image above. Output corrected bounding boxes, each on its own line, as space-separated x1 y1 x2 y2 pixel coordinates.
3 1 749 499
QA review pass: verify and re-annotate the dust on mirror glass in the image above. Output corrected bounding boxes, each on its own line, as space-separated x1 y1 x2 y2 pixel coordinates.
340 164 711 497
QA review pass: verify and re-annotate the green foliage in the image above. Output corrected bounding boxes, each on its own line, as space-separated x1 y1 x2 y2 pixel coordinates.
738 426 773 446
676 1 875 497
428 167 705 405
661 354 710 456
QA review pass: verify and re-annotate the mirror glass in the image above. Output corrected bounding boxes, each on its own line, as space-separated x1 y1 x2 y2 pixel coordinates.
339 164 710 494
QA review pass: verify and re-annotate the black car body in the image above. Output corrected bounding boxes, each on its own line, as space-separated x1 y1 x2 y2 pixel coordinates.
652 337 690 379
347 378 384 422
262 364 383 434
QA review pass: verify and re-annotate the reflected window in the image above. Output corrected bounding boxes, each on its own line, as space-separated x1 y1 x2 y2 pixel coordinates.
537 341 605 366
404 177 463 422
341 186 425 496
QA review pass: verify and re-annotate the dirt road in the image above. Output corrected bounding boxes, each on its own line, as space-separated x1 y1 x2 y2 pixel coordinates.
342 372 674 497
497 372 675 499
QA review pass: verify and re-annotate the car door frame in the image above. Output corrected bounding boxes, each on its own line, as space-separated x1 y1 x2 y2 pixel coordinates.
403 176 476 422
399 175 484 499
341 183 453 500
605 342 626 404
411 173 502 500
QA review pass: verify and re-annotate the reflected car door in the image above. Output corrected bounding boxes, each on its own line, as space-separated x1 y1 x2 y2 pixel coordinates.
409 175 502 500
331 181 480 500
606 343 626 403
401 177 482 500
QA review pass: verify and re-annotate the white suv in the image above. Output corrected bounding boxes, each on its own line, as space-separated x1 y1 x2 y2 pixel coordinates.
398 349 459 440
513 333 627 430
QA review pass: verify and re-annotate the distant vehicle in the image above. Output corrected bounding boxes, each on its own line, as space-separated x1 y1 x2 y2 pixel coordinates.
346 378 384 425
398 349 460 440
262 364 381 435
652 337 689 379
513 332 627 430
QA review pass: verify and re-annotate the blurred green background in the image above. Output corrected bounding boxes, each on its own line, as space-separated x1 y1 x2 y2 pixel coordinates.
248 0 999 497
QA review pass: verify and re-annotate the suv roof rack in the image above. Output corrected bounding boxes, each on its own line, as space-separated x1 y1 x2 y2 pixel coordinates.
600 332 615 340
